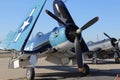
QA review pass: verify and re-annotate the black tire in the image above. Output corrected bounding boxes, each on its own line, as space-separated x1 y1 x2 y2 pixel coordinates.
79 64 90 76
26 67 35 80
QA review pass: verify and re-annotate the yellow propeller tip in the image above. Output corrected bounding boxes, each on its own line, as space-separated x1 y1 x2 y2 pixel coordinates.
78 68 84 72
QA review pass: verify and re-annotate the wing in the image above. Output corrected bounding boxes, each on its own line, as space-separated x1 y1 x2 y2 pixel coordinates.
3 0 46 51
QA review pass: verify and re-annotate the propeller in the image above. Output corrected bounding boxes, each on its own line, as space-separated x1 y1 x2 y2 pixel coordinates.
103 32 117 47
46 9 99 72
46 0 99 73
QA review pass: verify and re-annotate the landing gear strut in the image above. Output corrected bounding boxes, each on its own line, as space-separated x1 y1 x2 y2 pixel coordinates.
114 52 120 63
115 58 120 63
26 67 35 80
92 53 97 64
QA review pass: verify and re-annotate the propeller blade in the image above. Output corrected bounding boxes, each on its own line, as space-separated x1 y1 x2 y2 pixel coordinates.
103 32 112 39
53 0 75 25
74 35 83 72
81 17 99 31
45 10 67 27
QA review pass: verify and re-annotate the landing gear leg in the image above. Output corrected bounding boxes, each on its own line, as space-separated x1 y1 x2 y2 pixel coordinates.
115 58 120 63
26 67 35 80
92 53 97 64
114 52 120 63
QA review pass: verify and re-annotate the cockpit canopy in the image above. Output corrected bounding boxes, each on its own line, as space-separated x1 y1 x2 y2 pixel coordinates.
37 32 44 37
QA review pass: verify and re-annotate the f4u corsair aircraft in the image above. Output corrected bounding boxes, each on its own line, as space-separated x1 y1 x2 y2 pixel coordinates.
87 32 120 64
0 0 99 80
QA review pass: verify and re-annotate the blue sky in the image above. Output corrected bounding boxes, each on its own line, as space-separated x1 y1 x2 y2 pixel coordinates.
0 0 120 42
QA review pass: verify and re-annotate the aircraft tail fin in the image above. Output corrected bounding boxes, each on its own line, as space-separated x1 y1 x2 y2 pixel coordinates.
1 0 46 51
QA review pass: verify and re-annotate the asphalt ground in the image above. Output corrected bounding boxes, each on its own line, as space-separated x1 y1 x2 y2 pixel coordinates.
0 57 120 80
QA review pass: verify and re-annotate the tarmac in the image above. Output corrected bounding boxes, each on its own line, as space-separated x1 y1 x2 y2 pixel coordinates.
0 58 120 80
